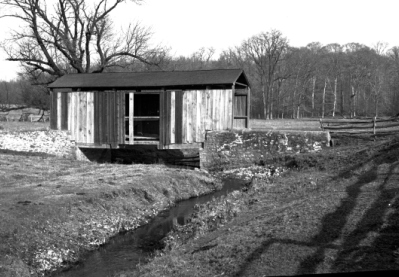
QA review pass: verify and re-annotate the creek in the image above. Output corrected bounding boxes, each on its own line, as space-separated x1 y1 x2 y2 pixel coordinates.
56 177 248 277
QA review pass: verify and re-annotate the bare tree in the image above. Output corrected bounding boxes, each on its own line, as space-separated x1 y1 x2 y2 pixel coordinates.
241 30 288 119
0 0 166 80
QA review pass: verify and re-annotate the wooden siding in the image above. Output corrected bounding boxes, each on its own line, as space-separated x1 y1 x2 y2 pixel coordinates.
233 118 247 129
50 91 69 131
233 88 250 129
234 95 247 116
54 91 124 146
163 89 232 147
50 91 57 129
51 86 248 150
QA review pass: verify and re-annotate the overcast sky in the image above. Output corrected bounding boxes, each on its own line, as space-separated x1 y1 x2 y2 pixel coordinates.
1 0 399 81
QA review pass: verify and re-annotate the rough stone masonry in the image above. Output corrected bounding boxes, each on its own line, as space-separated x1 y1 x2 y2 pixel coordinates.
200 130 331 171
0 129 331 170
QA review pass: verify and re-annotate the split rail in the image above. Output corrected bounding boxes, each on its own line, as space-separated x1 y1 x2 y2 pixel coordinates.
320 117 399 135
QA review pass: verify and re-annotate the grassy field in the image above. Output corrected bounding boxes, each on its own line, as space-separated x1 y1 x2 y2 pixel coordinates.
250 118 322 131
119 137 399 276
2 120 399 276
0 148 221 276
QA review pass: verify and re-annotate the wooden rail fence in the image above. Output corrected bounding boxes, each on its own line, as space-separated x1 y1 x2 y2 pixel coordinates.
0 113 49 122
320 117 399 135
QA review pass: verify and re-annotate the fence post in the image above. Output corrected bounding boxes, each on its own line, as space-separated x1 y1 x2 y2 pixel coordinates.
373 117 376 136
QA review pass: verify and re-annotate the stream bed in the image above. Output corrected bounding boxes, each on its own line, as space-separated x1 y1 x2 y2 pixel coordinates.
56 177 248 277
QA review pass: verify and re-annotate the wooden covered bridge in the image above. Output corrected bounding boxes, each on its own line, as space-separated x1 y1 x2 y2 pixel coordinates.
48 69 251 156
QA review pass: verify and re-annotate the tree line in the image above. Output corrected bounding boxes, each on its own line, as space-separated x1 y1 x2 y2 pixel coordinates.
1 0 398 118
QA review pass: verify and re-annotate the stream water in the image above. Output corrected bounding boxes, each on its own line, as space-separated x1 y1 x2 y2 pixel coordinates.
56 177 247 277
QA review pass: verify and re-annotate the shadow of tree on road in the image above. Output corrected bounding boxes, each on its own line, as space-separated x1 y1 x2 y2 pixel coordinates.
297 162 399 274
234 140 399 276
295 166 379 274
331 163 399 272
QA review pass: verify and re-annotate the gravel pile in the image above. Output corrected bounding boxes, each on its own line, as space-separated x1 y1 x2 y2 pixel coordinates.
0 130 74 158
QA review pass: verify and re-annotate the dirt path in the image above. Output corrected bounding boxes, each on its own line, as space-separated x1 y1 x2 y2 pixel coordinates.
237 162 399 276
131 138 399 276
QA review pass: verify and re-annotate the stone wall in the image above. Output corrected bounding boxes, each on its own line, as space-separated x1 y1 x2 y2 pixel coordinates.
0 130 75 158
0 129 331 171
200 130 331 171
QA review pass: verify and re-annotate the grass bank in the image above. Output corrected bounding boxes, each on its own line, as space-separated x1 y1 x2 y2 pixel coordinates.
121 137 399 276
0 150 221 276
0 121 50 132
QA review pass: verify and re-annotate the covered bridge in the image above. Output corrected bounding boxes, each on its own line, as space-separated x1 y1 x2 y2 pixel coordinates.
48 69 250 151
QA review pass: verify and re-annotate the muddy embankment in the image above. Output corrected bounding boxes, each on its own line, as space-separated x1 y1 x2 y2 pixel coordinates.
0 140 222 277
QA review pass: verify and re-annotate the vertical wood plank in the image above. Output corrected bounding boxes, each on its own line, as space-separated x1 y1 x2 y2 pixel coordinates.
93 92 99 143
115 91 120 144
111 91 115 145
231 85 235 129
104 92 108 143
224 90 230 129
104 92 108 144
109 92 114 146
186 91 192 143
73 92 78 140
165 91 170 145
75 92 80 142
170 91 176 144
219 90 223 129
50 91 55 129
159 91 165 149
196 90 202 141
75 92 80 143
69 93 74 140
227 89 233 130
175 91 183 144
77 92 82 143
215 90 221 130
80 92 87 143
200 90 207 141
182 91 187 143
121 92 125 144
247 87 251 128
86 92 94 143
67 93 71 132
206 88 212 130
98 92 103 144
164 90 169 147
218 90 223 130
107 92 111 144
119 92 124 144
114 92 118 145
211 90 217 130
129 92 134 145
63 93 68 130
220 90 225 130
220 90 224 129
57 92 62 130
226 90 230 129
191 90 197 143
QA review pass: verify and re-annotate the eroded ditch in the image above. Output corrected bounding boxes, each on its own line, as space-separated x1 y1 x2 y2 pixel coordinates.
54 176 251 277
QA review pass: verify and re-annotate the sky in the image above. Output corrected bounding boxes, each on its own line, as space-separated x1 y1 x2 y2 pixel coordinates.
1 0 399 81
